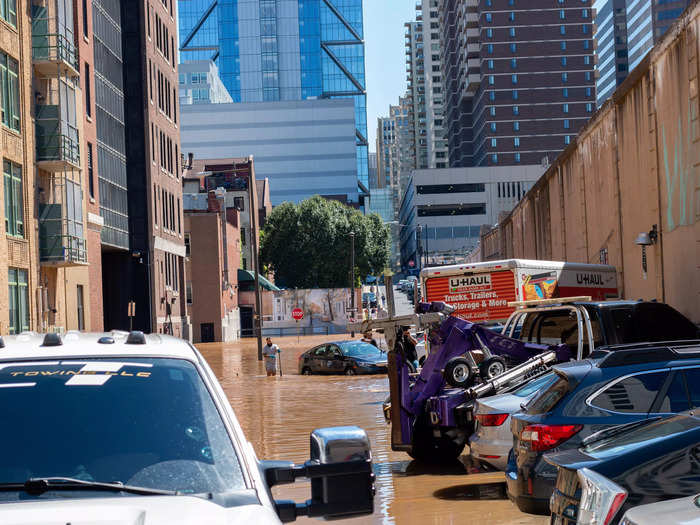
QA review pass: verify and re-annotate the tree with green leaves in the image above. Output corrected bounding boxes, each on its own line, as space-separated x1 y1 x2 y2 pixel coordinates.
260 196 390 289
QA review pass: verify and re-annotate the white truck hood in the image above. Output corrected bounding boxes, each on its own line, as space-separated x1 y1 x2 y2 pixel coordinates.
0 495 281 525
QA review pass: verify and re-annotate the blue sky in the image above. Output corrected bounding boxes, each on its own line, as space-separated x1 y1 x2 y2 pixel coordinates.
364 0 416 152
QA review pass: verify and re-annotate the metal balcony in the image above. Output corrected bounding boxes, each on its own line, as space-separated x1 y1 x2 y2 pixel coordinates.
35 104 81 172
31 4 79 78
39 175 87 267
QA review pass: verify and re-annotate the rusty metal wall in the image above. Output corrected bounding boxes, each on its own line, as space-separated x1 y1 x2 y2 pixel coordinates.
480 1 700 322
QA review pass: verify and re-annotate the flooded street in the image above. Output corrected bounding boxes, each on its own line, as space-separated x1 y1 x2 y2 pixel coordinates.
199 336 546 525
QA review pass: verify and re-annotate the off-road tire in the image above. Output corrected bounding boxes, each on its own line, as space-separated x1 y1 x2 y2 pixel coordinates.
479 356 507 380
443 357 474 388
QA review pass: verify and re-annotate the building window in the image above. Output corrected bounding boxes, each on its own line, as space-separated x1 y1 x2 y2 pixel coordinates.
563 103 569 113
560 41 567 50
491 138 497 147
512 90 518 100
491 153 498 163
561 56 567 66
0 53 20 131
584 40 590 49
509 27 516 37
490 122 497 132
487 43 494 54
485 13 492 22
513 121 520 131
84 63 91 117
241 227 247 246
233 196 244 211
564 119 571 129
586 87 592 97
582 25 588 34
585 71 592 81
489 91 496 101
509 11 515 21
87 142 94 198
510 43 517 53
586 103 593 112
8 268 28 334
560 25 566 35
488 59 494 69
560 9 565 19
511 74 518 84
186 281 193 304
488 75 494 85
515 152 521 163
584 55 591 65
0 0 16 27
82 0 88 36
487 28 493 38
562 72 568 82
77 285 85 331
565 135 571 144
513 105 519 115
563 88 569 97
490 106 496 116
184 233 190 257
4 160 22 237
514 137 520 147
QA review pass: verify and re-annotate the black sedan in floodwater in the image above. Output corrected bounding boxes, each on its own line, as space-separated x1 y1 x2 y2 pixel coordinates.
298 341 388 375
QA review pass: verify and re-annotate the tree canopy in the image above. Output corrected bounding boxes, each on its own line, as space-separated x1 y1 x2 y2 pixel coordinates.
260 196 390 289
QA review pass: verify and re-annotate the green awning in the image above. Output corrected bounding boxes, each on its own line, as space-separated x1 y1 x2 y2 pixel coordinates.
237 269 281 291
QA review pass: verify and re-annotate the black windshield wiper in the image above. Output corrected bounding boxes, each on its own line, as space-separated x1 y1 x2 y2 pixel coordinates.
582 417 662 447
0 477 179 496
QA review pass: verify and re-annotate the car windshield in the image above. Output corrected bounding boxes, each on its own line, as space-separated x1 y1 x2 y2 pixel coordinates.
0 358 246 501
582 414 700 459
513 372 557 398
339 341 382 358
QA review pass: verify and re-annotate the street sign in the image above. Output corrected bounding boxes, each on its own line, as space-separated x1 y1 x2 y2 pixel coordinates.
408 260 415 267
292 308 304 321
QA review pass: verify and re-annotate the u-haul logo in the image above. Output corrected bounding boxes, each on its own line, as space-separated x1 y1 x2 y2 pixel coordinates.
449 274 492 292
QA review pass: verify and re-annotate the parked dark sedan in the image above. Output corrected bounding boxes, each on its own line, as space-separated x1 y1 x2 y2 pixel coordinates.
506 341 700 515
299 341 388 376
546 411 700 525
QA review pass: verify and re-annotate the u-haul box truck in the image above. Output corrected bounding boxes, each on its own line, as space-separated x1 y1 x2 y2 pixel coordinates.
420 259 618 323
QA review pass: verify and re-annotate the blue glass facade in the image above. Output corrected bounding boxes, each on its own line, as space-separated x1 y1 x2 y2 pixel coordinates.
179 0 368 188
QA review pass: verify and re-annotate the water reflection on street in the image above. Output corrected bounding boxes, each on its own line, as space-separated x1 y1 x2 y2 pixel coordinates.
199 336 546 525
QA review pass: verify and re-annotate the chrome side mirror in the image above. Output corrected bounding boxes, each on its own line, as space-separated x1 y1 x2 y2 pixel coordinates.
264 426 374 522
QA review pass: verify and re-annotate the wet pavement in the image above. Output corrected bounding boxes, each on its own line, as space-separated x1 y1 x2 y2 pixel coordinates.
198 335 546 525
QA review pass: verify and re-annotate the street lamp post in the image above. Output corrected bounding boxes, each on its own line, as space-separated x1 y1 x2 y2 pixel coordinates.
349 231 356 337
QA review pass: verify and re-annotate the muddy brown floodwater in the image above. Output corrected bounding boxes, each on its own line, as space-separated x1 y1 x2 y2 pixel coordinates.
198 335 547 525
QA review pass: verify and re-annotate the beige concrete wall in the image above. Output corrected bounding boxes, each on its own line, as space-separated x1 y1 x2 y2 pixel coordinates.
481 1 700 322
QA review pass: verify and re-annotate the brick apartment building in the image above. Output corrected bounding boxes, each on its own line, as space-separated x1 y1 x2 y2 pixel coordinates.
183 156 273 339
184 192 241 343
440 0 596 167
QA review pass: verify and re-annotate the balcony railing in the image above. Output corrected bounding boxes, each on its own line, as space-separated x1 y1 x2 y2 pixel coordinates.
35 104 80 172
31 5 79 77
39 174 87 267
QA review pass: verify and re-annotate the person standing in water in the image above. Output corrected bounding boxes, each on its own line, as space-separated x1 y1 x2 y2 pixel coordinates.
262 337 280 377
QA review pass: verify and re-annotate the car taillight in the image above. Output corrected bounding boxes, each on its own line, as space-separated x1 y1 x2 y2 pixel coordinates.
577 468 628 525
476 413 509 426
520 424 582 452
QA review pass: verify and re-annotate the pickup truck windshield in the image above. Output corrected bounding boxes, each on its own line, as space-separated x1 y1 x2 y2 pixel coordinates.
0 358 245 500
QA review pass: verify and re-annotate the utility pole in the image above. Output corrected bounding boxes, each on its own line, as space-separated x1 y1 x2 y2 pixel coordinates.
350 231 355 337
247 158 264 361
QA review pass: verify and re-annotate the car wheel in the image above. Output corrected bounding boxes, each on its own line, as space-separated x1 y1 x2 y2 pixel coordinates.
443 357 473 388
408 423 465 463
345 367 356 376
479 356 507 380
301 367 312 375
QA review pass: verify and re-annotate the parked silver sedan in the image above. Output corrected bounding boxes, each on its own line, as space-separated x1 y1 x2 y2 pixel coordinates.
620 494 700 525
469 372 557 470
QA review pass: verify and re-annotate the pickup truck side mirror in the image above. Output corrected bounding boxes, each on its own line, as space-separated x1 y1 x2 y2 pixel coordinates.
263 426 375 522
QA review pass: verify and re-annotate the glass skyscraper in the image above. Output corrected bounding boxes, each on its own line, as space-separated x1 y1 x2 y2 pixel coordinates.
179 0 369 188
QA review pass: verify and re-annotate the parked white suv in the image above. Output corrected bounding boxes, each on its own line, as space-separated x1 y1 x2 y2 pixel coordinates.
0 331 374 523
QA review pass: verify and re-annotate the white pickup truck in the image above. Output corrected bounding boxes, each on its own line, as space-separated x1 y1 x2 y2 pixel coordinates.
0 331 374 523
